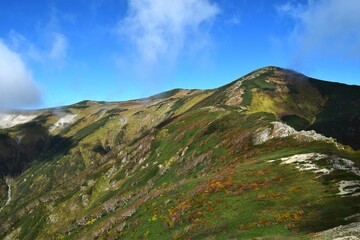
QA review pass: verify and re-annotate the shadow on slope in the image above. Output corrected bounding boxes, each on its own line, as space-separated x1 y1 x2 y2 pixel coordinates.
308 79 360 150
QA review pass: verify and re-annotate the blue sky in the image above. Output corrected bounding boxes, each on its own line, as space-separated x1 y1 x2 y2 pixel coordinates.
0 0 359 109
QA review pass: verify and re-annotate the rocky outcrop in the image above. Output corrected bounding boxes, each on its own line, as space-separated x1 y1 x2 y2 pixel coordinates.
0 113 38 129
268 152 360 196
313 222 360 239
49 114 77 132
253 121 336 145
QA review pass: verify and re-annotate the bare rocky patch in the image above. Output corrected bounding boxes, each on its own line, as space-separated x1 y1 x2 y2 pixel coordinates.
49 114 77 132
0 113 38 129
253 121 336 145
269 153 360 197
313 222 360 239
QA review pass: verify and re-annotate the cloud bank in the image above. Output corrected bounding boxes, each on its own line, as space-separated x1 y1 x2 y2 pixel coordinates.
0 40 42 108
118 0 219 69
279 0 360 61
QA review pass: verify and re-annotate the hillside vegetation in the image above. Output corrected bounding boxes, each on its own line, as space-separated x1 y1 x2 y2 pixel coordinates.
0 66 359 239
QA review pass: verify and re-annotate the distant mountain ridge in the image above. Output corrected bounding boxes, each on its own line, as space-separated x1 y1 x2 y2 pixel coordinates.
0 66 359 239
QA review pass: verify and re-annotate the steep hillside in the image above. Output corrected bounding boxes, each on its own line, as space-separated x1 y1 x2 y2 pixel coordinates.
0 66 359 239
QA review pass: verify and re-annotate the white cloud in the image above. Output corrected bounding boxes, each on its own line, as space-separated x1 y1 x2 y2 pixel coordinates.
227 16 240 25
0 40 42 108
278 0 360 60
8 30 68 67
9 30 43 62
49 33 68 63
117 0 219 68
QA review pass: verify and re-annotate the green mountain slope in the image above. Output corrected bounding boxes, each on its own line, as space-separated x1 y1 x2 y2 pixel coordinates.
0 66 359 239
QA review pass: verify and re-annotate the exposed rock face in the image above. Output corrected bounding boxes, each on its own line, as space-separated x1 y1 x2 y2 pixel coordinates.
0 113 38 129
224 81 245 106
253 121 336 145
313 222 360 239
338 180 360 196
49 114 77 132
0 177 12 213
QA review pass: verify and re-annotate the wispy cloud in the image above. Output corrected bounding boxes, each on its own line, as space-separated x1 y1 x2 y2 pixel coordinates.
117 0 220 73
227 15 240 25
49 32 68 63
7 4 69 69
278 0 360 63
8 30 43 62
8 30 68 68
0 40 42 108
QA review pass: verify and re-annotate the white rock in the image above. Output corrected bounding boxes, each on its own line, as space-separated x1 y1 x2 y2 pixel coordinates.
0 113 37 129
338 180 360 196
344 213 360 221
253 121 335 145
49 114 77 132
269 153 360 196
334 236 360 240
313 218 360 239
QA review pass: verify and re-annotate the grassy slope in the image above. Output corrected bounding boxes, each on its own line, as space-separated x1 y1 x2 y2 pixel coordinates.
0 67 359 239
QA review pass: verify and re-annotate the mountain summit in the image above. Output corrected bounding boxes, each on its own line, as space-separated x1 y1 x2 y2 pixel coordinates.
0 67 360 239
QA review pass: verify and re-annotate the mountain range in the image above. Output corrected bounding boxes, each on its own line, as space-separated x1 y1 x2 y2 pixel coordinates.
0 66 359 239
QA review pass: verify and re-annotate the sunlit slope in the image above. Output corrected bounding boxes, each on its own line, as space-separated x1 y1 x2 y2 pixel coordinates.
0 66 359 239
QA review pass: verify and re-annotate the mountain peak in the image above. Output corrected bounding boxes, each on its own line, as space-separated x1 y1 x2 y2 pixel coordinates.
239 66 305 83
197 66 359 150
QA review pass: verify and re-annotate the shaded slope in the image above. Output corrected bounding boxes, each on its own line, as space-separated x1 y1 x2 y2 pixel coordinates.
308 78 360 149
